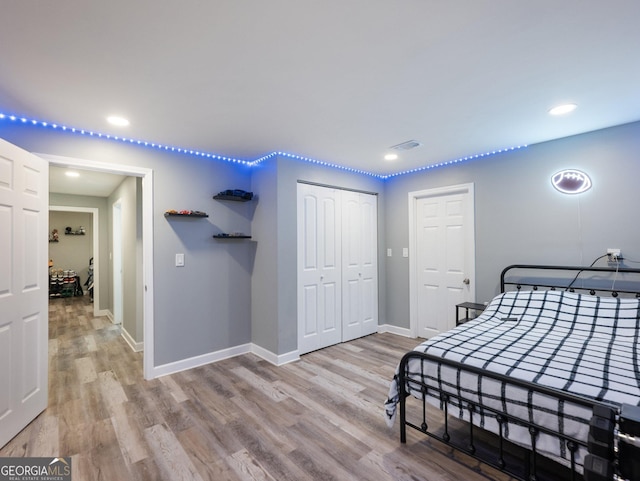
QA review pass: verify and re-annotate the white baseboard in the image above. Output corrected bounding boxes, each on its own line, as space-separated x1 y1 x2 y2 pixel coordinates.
121 327 143 353
378 323 414 338
152 343 253 378
150 342 300 378
251 344 299 366
102 310 115 324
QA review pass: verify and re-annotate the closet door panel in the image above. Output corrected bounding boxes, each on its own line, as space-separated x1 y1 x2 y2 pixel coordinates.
342 191 378 342
297 184 342 354
298 184 378 353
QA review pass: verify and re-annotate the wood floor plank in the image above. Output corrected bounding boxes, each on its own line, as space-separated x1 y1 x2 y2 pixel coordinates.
228 448 277 481
85 417 134 480
144 423 204 481
111 402 150 465
159 374 190 404
75 356 98 384
26 413 59 457
84 333 98 352
225 420 309 481
98 370 129 413
175 426 238 481
229 366 289 402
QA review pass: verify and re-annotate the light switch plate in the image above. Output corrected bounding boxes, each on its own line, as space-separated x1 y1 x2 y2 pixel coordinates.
402 248 409 257
175 253 185 267
387 248 392 257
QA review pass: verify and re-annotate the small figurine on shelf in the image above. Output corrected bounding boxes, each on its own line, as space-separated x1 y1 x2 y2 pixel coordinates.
51 229 59 241
79 226 85 234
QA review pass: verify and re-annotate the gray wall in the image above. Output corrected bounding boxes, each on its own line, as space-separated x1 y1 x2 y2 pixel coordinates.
108 176 141 342
250 158 279 353
251 155 386 355
384 121 640 328
49 193 110 312
48 210 93 282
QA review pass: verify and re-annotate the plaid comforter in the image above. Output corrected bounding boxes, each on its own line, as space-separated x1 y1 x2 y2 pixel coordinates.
385 290 640 465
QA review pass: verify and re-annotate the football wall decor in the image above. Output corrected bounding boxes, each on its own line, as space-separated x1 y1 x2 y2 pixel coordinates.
551 169 592 194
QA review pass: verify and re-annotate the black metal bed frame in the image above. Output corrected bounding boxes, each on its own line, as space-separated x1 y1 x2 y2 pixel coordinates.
398 264 640 481
500 264 640 299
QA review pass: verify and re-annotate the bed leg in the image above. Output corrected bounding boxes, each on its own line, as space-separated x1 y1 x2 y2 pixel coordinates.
467 404 476 454
442 394 450 442
566 441 577 481
421 386 428 432
399 371 407 444
496 414 506 469
528 426 539 481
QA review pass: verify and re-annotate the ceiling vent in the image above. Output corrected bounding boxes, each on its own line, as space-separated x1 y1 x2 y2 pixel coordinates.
390 140 422 151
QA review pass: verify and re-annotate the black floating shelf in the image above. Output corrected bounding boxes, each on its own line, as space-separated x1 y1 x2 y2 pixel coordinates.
164 212 209 218
65 232 85 235
213 234 252 239
213 194 252 202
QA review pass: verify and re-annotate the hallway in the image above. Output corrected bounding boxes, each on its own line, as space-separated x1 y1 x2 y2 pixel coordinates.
0 296 144 477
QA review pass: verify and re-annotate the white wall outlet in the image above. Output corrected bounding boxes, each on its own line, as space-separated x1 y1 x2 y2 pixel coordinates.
387 248 392 257
402 247 409 258
175 253 185 267
607 248 621 258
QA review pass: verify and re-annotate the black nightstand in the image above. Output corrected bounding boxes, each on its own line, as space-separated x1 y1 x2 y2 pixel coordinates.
456 302 486 326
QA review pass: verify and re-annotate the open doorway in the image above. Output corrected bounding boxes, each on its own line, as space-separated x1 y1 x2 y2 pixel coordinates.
43 153 155 380
48 206 100 314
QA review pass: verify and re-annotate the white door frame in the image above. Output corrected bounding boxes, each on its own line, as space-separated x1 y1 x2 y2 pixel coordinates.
112 199 124 325
49 206 100 316
39 153 155 380
408 183 475 338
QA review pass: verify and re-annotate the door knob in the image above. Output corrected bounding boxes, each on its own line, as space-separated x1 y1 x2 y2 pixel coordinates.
463 278 470 285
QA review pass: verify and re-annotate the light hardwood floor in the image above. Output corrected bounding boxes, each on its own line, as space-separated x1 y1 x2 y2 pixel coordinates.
0 296 514 481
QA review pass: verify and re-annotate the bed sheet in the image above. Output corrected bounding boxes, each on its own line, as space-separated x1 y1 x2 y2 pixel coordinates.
385 289 640 466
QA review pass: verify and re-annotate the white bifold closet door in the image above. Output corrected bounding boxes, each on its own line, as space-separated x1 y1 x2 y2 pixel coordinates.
297 183 378 355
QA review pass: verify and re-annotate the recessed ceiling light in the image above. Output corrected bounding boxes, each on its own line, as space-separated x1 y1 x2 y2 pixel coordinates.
384 153 399 161
548 103 577 116
65 171 80 178
107 115 130 127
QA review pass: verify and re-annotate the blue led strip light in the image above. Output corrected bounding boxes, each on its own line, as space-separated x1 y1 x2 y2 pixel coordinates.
0 112 251 165
379 145 527 180
261 151 381 178
0 111 527 179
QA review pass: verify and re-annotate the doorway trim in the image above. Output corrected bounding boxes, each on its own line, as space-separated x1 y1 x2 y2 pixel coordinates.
112 199 124 325
49 205 101 316
40 153 155 380
408 183 475 338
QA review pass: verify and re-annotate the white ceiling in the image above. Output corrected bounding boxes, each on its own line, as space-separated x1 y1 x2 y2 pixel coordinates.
49 166 126 197
2 1 639 176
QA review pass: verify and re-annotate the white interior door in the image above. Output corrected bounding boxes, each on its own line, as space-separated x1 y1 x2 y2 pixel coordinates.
342 191 378 342
410 184 475 339
297 183 342 355
0 138 48 448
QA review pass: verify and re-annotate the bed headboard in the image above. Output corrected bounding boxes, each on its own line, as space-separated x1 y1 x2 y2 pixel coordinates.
500 264 640 298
